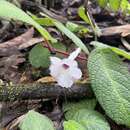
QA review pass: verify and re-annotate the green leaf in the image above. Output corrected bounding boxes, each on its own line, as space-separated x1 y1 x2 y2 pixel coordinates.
72 109 110 130
29 42 66 68
0 0 56 42
66 22 80 33
28 12 54 26
66 22 89 34
52 42 66 51
63 99 96 120
78 6 90 24
78 6 101 37
63 120 85 130
29 44 50 68
90 41 130 59
111 47 130 59
52 20 89 54
97 0 108 7
120 0 130 13
88 48 130 127
109 0 121 11
19 110 55 130
34 17 54 26
52 42 66 58
120 0 129 11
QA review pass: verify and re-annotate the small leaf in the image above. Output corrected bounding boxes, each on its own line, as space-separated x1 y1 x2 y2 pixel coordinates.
78 6 101 36
28 12 54 26
90 41 130 59
34 17 54 26
66 22 80 33
97 0 108 7
29 44 50 68
63 99 96 120
109 0 121 11
120 0 129 11
72 109 110 130
19 110 55 130
66 22 89 34
0 0 56 42
29 42 66 68
63 120 85 130
78 6 90 24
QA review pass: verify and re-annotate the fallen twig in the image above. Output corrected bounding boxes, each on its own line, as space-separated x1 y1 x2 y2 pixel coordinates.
0 83 93 101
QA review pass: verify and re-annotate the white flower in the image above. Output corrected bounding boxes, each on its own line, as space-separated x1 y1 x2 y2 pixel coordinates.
49 48 82 88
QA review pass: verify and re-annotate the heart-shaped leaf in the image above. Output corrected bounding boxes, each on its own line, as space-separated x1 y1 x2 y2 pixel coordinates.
29 44 50 68
29 42 66 68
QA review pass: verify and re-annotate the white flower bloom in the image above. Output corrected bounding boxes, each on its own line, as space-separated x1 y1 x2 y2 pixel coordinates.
49 48 82 88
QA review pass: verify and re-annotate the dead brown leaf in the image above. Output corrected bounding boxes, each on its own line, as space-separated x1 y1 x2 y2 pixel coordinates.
101 24 130 37
0 28 34 48
36 76 56 83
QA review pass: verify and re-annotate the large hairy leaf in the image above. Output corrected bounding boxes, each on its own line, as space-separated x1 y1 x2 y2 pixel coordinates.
0 0 56 42
19 110 55 130
88 48 130 127
63 99 96 120
63 120 86 130
72 109 110 130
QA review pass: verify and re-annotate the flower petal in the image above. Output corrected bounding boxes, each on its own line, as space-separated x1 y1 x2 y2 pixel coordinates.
62 59 78 67
69 67 82 80
57 74 73 88
50 57 61 65
71 60 78 67
68 48 81 60
49 64 60 77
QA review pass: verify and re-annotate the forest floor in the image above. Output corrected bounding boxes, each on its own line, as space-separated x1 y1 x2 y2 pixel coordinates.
0 0 130 130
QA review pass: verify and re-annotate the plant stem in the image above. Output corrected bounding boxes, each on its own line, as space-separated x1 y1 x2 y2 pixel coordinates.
41 41 87 61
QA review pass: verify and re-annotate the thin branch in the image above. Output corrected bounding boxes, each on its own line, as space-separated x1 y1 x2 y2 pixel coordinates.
42 43 87 60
